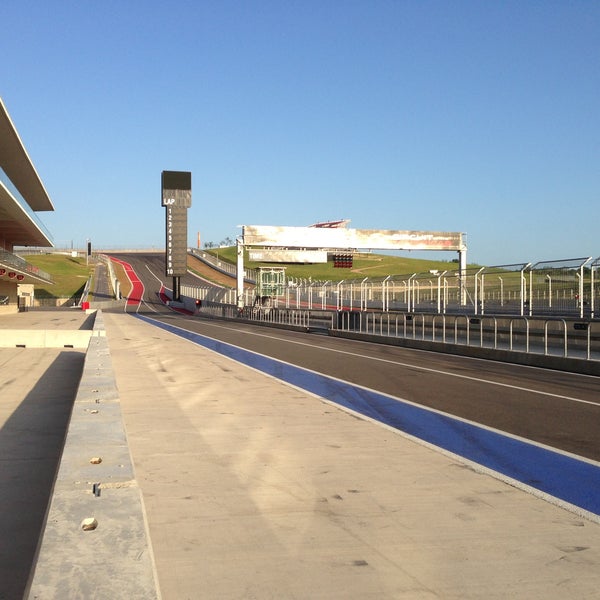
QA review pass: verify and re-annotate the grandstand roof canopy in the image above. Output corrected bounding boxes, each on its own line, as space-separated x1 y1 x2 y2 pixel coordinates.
0 98 54 248
0 99 54 212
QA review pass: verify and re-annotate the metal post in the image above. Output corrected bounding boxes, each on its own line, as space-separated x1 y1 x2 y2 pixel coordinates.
580 258 593 318
528 269 533 316
443 279 448 314
383 275 391 312
436 272 446 314
360 277 368 311
520 264 530 316
173 276 181 302
236 237 244 310
407 274 416 312
475 267 484 315
458 248 467 306
337 280 344 310
591 263 596 319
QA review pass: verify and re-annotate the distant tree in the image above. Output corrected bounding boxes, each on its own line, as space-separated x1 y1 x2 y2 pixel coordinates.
204 241 215 249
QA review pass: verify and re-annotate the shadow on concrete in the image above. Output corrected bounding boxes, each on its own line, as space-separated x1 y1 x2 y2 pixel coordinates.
0 351 84 600
79 311 97 330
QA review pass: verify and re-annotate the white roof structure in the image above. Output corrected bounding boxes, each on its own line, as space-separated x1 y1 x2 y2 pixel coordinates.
0 98 54 286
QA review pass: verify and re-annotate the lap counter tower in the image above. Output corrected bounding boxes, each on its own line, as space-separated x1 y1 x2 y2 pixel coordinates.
161 170 191 302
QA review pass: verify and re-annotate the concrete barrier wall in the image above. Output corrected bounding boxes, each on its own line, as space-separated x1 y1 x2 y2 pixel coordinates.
0 309 106 348
25 311 160 599
0 329 97 348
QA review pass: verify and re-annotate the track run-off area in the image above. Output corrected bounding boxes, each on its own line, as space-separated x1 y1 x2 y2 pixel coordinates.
109 253 600 520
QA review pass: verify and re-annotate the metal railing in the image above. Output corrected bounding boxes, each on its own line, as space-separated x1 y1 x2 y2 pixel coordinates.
1 249 53 283
189 248 257 283
196 300 326 330
181 283 240 305
334 310 600 361
189 297 599 362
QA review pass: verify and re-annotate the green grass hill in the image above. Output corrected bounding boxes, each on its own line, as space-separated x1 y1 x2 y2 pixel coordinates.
207 246 469 281
24 253 94 299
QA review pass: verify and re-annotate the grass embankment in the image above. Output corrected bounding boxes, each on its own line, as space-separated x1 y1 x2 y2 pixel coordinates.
206 246 464 281
25 254 94 300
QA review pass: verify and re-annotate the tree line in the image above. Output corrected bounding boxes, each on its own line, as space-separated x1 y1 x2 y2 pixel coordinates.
203 237 234 249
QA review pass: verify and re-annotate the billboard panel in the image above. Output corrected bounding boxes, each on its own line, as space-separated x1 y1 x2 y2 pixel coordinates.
161 171 192 208
243 225 464 251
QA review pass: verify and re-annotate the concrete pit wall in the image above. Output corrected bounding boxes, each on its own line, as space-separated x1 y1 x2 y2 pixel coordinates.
25 311 160 599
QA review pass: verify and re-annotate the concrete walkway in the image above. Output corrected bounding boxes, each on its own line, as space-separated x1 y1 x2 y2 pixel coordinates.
2 308 600 599
103 311 600 599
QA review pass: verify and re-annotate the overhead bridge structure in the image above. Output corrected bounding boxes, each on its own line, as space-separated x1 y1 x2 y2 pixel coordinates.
236 224 467 309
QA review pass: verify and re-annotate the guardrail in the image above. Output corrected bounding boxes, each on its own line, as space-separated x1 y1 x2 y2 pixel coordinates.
197 300 333 331
1 249 53 282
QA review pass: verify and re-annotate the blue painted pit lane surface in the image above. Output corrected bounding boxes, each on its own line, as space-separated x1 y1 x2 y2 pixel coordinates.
136 313 600 518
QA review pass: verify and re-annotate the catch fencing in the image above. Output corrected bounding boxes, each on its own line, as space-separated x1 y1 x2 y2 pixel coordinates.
279 257 599 319
187 252 599 319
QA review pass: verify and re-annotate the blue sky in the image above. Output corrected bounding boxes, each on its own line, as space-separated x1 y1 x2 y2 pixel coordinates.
2 1 599 265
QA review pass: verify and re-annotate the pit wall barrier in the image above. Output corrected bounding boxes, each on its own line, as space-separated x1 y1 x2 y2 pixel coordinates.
25 310 161 599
